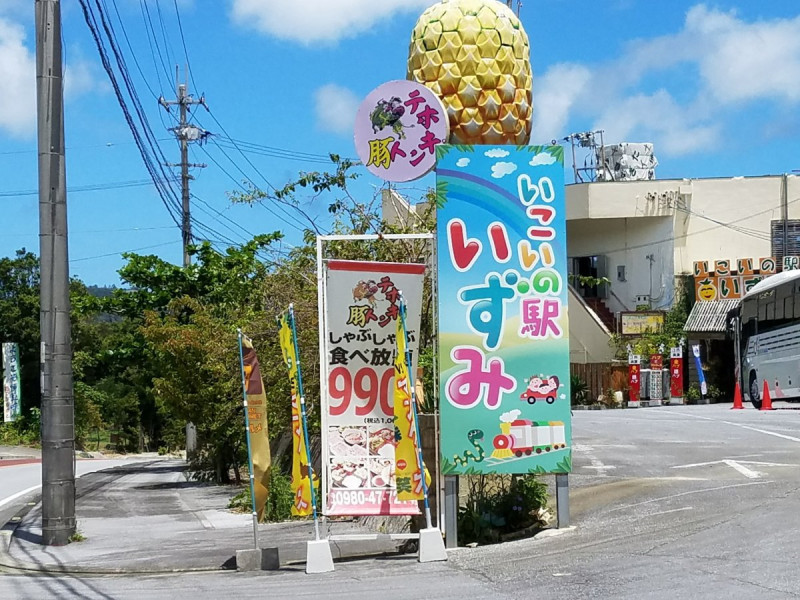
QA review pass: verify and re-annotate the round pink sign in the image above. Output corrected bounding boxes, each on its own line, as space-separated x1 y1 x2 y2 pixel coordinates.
354 80 449 183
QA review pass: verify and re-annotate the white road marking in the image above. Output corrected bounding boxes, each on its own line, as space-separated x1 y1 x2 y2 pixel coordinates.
575 445 615 476
608 481 768 512
672 458 797 479
582 465 617 470
649 506 693 517
0 485 40 510
722 460 761 479
662 411 800 443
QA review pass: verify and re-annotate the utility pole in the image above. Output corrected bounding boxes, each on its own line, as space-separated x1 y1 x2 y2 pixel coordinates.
159 68 207 267
35 0 75 546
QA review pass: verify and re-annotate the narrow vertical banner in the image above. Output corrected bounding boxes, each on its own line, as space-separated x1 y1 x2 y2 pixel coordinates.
240 336 272 521
278 314 314 516
2 343 21 423
321 260 425 516
436 145 572 475
393 311 426 501
692 344 707 398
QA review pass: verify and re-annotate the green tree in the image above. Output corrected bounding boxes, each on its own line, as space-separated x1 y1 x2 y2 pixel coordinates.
0 250 41 428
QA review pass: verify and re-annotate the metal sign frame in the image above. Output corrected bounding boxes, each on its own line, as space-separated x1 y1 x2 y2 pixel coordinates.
315 233 445 535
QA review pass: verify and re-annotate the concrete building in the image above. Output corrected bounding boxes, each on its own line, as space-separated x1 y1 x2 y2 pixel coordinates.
566 174 799 317
383 173 800 393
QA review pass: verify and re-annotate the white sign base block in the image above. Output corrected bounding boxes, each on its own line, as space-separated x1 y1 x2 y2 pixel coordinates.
669 396 685 405
650 398 662 407
418 528 447 563
306 539 334 574
627 400 640 408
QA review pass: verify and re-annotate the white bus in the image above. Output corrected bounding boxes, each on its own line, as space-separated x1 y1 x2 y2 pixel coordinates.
729 269 800 408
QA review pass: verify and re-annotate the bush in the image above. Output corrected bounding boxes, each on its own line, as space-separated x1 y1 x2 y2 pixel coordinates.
228 469 295 522
457 474 549 546
570 374 589 406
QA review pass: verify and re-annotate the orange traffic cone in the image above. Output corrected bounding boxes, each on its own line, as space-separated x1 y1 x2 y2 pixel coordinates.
761 380 774 411
731 380 744 409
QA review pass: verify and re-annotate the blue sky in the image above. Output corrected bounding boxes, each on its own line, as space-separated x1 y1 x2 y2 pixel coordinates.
1 0 799 285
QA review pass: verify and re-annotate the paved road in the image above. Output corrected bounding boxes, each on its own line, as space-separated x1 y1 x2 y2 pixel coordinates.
0 458 152 528
1 406 800 599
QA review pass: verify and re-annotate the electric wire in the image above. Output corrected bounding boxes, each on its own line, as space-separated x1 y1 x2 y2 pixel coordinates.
194 142 307 233
78 0 182 227
0 179 159 197
70 240 179 263
172 0 199 97
138 0 173 91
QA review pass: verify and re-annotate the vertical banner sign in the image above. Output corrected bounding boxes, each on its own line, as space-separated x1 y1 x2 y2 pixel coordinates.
240 337 272 521
393 312 426 501
628 355 641 408
2 343 21 423
278 316 314 516
670 347 683 401
436 145 572 475
322 260 425 516
692 344 707 397
649 354 663 405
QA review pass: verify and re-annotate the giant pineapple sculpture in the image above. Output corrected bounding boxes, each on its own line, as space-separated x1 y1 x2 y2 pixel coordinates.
408 0 532 145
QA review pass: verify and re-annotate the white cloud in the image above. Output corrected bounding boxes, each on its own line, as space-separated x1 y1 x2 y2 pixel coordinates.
491 162 517 179
685 5 800 104
529 152 556 166
593 90 721 155
313 83 359 135
531 63 591 143
230 0 434 44
456 157 470 167
484 148 509 158
0 17 35 137
532 5 800 157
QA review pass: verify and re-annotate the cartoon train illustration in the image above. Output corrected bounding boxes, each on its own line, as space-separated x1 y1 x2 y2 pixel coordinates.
492 420 566 457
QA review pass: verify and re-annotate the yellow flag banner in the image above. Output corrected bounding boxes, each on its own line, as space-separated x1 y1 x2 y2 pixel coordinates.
393 315 429 501
241 336 271 522
279 315 314 516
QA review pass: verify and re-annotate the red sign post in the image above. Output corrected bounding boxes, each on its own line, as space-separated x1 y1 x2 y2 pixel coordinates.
669 347 684 404
628 355 641 408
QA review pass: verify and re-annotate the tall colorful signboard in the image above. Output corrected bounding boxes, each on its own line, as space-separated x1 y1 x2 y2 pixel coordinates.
436 145 571 475
2 343 20 423
321 260 425 515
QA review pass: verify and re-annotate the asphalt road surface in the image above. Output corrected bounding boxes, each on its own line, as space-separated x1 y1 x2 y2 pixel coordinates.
2 404 800 599
0 457 150 529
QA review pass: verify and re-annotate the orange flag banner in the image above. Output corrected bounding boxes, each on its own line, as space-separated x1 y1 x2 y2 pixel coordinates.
241 336 272 521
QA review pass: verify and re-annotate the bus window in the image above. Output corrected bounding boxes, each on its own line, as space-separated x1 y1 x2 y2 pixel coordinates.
786 297 794 322
796 288 800 319
766 301 776 322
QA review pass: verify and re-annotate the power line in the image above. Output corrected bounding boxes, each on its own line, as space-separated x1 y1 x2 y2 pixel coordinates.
172 0 199 96
138 0 173 90
194 141 308 232
0 179 158 197
79 0 183 227
70 240 179 263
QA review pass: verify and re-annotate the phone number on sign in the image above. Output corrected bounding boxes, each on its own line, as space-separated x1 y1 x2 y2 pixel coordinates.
329 489 408 509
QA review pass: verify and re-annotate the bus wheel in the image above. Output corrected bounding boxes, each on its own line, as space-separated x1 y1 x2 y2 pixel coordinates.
750 372 762 410
546 396 555 404
527 397 536 405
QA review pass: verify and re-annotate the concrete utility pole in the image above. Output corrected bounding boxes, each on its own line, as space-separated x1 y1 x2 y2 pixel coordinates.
159 68 207 267
35 0 76 546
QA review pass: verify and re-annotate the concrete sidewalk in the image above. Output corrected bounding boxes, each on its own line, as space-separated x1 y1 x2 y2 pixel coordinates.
0 460 405 574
